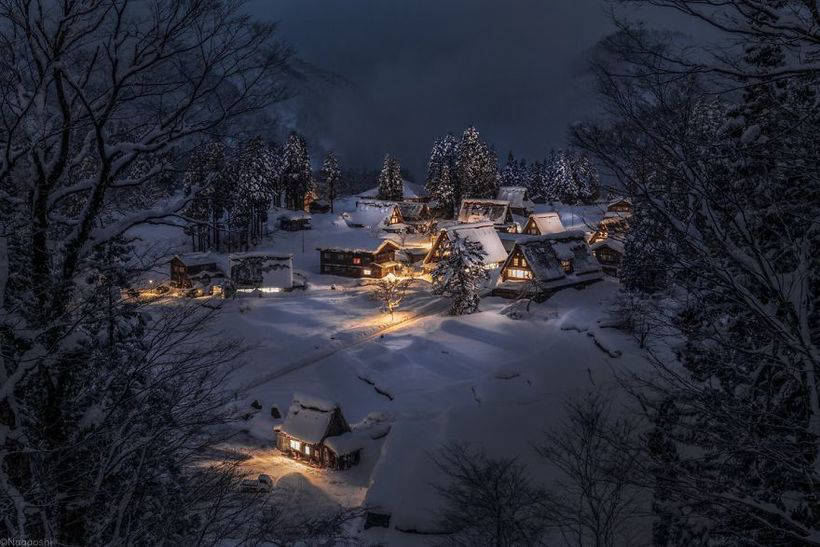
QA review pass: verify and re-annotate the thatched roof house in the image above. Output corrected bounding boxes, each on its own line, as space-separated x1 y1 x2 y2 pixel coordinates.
424 221 508 270
348 200 404 229
275 394 363 470
496 231 603 298
521 212 565 236
496 186 534 215
457 199 516 232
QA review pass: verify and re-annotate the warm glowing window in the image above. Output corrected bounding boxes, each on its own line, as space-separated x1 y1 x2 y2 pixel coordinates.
560 259 573 273
303 445 311 456
508 268 531 280
353 257 361 265
521 258 527 267
363 269 372 276
289 439 300 450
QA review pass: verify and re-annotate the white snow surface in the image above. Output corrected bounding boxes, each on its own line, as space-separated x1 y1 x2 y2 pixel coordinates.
131 197 648 545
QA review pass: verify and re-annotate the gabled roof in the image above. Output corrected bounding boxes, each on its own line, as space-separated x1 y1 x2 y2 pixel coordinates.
590 238 625 254
457 199 513 225
279 393 341 444
173 252 221 267
501 231 602 287
426 221 508 266
497 186 532 210
316 237 400 254
347 201 402 228
607 196 632 208
526 212 565 234
397 202 429 221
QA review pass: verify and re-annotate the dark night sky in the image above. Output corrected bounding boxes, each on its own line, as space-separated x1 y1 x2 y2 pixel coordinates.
248 0 695 179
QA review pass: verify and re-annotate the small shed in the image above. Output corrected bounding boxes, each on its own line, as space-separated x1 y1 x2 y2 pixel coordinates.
606 197 632 216
590 216 629 245
457 199 516 232
229 253 293 292
591 239 624 276
521 212 565 236
496 231 603 298
275 394 363 470
496 186 534 215
279 210 312 231
424 221 508 271
318 239 401 278
169 254 227 291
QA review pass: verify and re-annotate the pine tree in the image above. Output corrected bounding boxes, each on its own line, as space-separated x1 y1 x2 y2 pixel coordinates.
183 140 231 251
525 160 544 198
501 151 520 188
377 154 403 201
456 126 499 201
426 133 460 216
431 234 489 315
320 152 340 212
280 131 314 211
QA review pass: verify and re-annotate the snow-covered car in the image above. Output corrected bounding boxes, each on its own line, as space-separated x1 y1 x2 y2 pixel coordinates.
239 474 273 493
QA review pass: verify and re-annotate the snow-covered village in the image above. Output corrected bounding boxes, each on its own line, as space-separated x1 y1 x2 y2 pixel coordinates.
1 1 818 546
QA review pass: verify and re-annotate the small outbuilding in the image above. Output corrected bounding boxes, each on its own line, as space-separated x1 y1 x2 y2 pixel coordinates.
606 197 632 216
589 216 629 245
169 254 227 291
521 212 565 236
496 186 534 216
318 239 401 278
495 231 603 299
279 210 312 231
457 199 516 233
591 239 624 276
229 253 293 292
275 394 363 470
424 221 508 271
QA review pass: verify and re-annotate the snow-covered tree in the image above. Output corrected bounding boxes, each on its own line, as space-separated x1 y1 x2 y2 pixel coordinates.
183 141 232 251
456 126 499 200
501 151 528 189
525 160 545 199
377 154 403 201
0 1 298 543
229 136 278 245
320 151 341 212
280 131 314 211
425 133 460 216
574 13 820 543
373 274 412 319
431 234 489 315
545 149 599 204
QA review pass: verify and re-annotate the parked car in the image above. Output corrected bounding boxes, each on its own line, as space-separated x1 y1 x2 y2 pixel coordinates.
239 474 273 493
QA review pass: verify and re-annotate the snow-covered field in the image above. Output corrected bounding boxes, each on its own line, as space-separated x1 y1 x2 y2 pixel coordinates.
130 198 645 544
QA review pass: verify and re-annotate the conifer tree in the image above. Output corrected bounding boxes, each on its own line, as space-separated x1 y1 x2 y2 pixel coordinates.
183 141 231 251
426 133 460 216
280 131 314 211
456 126 499 200
377 154 403 201
320 152 341 212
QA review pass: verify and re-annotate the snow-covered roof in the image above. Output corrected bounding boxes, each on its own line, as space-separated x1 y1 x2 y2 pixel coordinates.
496 186 531 210
279 393 340 444
503 231 602 287
230 251 293 260
359 180 426 200
174 252 222 268
457 199 513 225
316 231 399 254
278 210 311 221
323 431 366 456
347 202 400 228
438 222 508 265
527 212 565 234
397 202 428 221
607 196 632 208
590 238 625 254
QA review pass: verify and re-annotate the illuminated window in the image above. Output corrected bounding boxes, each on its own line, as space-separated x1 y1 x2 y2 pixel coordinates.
362 269 372 276
353 257 361 265
289 439 300 450
303 445 311 456
560 259 573 273
507 268 531 280
521 258 527 267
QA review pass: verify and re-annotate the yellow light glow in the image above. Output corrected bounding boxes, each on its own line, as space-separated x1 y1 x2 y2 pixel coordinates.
289 439 300 450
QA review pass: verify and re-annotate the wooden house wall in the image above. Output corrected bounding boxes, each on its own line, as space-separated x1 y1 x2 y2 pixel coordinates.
500 248 534 281
522 218 541 235
320 247 397 278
